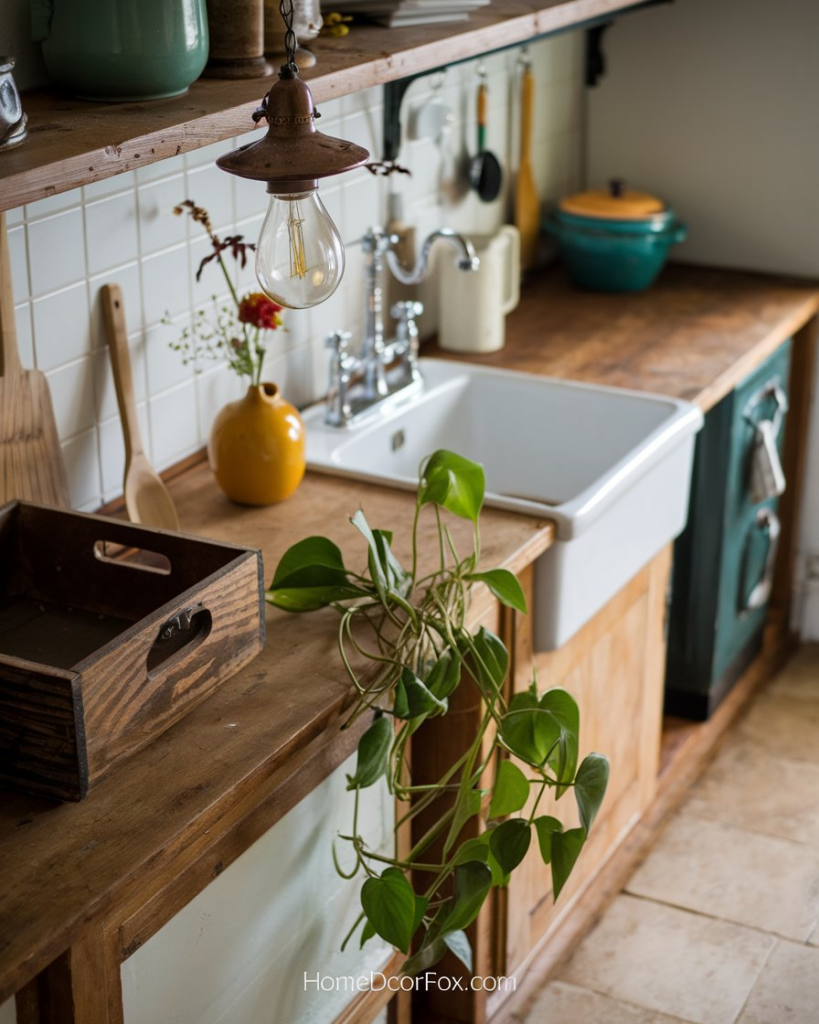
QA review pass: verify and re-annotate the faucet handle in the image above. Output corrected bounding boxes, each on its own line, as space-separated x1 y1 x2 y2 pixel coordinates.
391 300 424 324
325 330 352 353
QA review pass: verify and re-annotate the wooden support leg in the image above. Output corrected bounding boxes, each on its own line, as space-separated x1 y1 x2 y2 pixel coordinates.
15 927 119 1024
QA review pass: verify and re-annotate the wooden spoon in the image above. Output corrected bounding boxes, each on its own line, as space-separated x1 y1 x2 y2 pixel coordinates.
100 284 180 531
515 61 540 270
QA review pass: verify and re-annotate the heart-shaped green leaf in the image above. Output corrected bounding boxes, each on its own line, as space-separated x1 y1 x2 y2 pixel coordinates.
533 815 563 865
488 759 530 819
465 569 527 613
467 626 509 696
425 649 462 701
551 827 586 899
442 930 473 973
418 450 485 523
393 667 448 720
267 536 368 611
440 861 492 933
360 867 417 954
346 716 393 790
574 753 610 834
488 818 532 874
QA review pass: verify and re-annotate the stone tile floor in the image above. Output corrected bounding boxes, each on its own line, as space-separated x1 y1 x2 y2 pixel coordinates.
515 646 819 1024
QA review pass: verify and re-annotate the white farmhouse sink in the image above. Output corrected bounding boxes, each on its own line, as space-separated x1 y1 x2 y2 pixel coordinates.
302 358 703 650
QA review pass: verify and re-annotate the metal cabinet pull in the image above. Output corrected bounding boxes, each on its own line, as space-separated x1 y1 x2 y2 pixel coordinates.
740 508 780 614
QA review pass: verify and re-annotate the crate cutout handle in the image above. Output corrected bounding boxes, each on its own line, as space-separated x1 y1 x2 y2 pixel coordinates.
94 540 171 575
147 603 211 676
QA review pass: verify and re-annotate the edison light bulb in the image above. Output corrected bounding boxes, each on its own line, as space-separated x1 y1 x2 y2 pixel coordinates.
255 189 345 309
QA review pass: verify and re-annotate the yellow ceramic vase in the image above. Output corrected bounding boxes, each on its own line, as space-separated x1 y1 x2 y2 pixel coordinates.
208 383 305 505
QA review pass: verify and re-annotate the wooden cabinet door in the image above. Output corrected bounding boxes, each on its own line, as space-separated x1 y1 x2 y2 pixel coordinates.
498 548 671 1002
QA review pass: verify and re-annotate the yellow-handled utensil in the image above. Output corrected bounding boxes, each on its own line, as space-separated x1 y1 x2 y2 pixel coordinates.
515 58 540 270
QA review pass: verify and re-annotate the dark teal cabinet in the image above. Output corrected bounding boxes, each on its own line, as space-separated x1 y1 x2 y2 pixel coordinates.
665 340 792 719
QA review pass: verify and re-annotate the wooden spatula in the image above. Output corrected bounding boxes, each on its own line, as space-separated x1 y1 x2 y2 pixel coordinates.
515 62 540 271
100 284 180 531
0 211 70 508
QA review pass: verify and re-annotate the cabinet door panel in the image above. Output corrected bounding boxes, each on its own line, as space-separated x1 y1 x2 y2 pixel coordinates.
503 549 670 981
121 756 393 1024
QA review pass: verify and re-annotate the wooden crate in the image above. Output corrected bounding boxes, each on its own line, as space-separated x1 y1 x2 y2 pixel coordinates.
0 501 265 801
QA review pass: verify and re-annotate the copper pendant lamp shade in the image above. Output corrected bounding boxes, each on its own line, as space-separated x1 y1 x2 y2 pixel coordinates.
216 72 369 192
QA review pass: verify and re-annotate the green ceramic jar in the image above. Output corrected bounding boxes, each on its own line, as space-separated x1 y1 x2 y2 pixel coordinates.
32 0 209 101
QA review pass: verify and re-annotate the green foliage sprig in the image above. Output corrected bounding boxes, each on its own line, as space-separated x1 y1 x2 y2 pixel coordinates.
267 450 609 975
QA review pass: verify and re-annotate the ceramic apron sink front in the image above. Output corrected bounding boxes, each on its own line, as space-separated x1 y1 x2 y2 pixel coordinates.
303 359 704 649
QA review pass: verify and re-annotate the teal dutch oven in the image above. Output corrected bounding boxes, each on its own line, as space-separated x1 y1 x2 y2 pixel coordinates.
545 180 687 292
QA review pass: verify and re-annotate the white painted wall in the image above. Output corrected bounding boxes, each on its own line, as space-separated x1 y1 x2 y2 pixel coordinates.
586 0 819 637
0 997 14 1024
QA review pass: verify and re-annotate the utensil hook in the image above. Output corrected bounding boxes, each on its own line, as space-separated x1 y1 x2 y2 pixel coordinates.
518 46 532 71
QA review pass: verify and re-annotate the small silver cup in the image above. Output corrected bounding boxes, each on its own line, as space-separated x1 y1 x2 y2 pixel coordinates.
0 57 28 150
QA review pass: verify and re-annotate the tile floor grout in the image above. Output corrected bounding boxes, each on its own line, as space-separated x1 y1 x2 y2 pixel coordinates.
618 889 818 946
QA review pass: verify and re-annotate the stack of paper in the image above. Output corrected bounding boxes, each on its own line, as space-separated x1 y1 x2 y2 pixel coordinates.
325 0 490 28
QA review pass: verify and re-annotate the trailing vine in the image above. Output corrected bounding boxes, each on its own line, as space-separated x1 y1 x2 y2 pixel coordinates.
267 450 609 975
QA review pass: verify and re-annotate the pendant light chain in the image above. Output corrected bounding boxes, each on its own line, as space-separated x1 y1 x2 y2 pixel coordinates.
279 0 299 76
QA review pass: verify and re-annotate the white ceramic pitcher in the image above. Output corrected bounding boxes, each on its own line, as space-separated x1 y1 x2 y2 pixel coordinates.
439 225 521 353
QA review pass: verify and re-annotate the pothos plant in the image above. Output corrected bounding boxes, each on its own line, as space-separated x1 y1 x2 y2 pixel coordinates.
267 450 609 975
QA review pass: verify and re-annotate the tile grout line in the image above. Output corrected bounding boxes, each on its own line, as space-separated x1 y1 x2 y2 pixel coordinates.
619 890 806 946
728 936 779 1024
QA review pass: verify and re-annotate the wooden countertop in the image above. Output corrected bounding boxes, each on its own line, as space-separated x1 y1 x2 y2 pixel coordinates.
0 263 817 1002
428 264 819 412
0 473 551 1002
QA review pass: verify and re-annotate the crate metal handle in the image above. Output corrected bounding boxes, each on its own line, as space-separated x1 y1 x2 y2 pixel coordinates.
148 603 211 676
743 380 788 440
740 508 780 614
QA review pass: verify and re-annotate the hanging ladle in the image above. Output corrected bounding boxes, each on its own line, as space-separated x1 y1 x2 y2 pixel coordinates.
469 67 502 202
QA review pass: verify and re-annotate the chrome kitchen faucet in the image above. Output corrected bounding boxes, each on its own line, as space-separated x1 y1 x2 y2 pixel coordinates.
324 227 479 427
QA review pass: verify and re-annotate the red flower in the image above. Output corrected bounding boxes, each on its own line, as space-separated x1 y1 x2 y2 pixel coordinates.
238 292 283 330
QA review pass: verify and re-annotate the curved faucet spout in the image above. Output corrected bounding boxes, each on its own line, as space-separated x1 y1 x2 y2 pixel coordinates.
386 228 479 286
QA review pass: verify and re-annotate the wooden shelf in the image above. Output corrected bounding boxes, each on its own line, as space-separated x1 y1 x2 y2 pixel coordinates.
0 0 650 212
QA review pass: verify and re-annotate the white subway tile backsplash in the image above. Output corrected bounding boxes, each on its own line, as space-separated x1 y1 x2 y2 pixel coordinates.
84 171 136 202
136 154 186 185
61 429 101 508
149 380 200 469
9 32 583 511
85 193 140 275
342 173 382 244
185 138 235 169
13 303 34 367
141 245 191 327
27 207 86 296
137 175 188 255
185 164 234 232
8 223 30 300
26 188 82 221
47 357 96 439
145 317 197 395
32 282 91 372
